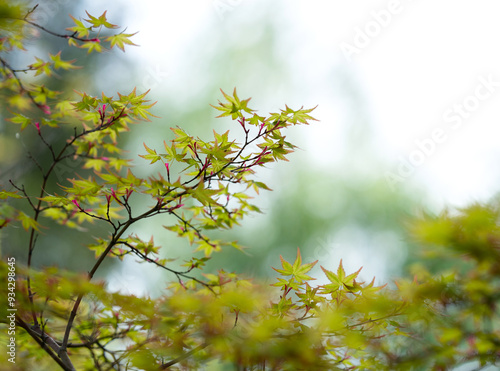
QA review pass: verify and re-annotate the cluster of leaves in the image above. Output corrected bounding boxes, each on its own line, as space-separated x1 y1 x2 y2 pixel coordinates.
1 3 500 371
1 4 135 115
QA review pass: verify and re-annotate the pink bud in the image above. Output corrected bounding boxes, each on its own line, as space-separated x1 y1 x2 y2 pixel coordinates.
101 157 109 161
165 162 169 172
89 38 101 43
72 200 80 208
41 105 51 115
179 280 186 290
35 122 40 133
110 188 120 202
125 188 133 200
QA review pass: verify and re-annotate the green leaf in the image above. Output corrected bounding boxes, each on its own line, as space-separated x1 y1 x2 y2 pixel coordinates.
272 248 317 284
195 239 221 257
139 142 161 164
190 182 220 206
67 14 91 38
210 88 254 119
9 113 31 130
38 195 71 206
31 85 58 105
73 91 99 111
251 181 272 194
83 158 107 171
321 260 363 294
106 32 138 52
30 56 51 76
88 238 109 258
84 11 118 29
50 51 79 70
163 140 186 162
0 191 23 199
80 40 103 54
18 211 40 231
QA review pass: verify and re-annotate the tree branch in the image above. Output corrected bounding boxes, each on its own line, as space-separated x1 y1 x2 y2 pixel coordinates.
16 315 76 371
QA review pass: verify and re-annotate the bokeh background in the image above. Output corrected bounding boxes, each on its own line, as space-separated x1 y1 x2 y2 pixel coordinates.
2 0 500 297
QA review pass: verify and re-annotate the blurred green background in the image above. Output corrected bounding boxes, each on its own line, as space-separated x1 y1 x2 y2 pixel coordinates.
2 0 500 297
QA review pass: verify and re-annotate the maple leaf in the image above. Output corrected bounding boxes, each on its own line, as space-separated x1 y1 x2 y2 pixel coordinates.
272 248 317 284
84 11 118 29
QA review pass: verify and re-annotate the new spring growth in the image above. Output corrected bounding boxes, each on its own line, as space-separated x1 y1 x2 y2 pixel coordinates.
98 104 107 120
70 199 87 219
103 108 127 127
238 117 248 133
169 203 184 212
258 121 266 135
34 122 40 134
110 188 121 204
41 104 51 115
187 142 198 157
253 146 270 166
164 162 170 182
124 187 133 201
168 196 184 212
71 200 82 218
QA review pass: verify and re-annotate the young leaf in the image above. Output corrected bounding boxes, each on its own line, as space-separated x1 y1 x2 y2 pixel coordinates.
50 51 80 70
18 211 40 231
84 11 118 29
272 248 317 284
67 14 91 37
106 32 138 52
9 113 31 130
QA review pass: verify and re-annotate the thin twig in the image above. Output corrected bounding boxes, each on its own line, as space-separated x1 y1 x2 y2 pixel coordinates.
159 343 208 369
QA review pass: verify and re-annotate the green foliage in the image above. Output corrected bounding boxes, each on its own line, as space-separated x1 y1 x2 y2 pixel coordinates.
1 3 500 371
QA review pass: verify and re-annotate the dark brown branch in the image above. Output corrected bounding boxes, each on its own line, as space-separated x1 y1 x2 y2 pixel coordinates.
118 240 216 291
16 315 75 371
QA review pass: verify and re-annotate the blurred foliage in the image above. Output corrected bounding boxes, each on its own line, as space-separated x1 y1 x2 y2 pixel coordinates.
4 200 500 369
